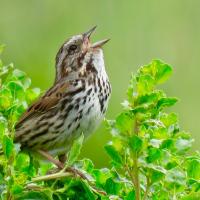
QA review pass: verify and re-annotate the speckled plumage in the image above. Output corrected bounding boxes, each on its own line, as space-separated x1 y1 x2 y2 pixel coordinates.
15 27 111 157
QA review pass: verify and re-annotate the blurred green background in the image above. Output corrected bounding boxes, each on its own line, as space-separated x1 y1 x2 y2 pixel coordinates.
0 0 200 167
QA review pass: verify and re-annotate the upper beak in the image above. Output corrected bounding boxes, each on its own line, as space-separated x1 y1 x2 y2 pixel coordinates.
82 26 97 40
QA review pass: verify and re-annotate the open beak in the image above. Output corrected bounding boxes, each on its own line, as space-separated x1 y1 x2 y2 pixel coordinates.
82 26 110 48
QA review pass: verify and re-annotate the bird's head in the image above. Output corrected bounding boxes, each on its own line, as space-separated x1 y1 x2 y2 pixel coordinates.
55 26 109 82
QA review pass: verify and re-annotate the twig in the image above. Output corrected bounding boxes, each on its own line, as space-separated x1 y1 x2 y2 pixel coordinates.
90 186 107 196
133 119 141 200
143 176 150 200
133 154 140 200
30 171 71 182
65 166 89 181
28 169 107 196
126 164 136 186
26 183 44 191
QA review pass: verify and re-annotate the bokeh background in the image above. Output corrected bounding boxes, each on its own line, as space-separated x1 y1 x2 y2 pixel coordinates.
0 0 200 167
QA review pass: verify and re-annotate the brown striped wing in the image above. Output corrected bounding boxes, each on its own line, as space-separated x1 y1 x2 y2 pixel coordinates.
15 82 70 129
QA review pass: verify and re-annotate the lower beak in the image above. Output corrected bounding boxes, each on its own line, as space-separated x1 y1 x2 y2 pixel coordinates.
91 39 110 48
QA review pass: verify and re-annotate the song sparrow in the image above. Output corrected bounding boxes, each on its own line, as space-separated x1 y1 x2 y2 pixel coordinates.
14 26 111 166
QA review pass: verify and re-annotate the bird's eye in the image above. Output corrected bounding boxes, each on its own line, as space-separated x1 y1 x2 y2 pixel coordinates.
69 45 77 51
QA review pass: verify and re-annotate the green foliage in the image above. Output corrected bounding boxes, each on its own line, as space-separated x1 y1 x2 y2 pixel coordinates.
68 133 84 165
0 47 200 200
106 59 200 199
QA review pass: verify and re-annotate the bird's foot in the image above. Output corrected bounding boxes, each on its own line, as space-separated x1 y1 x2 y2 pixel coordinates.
58 154 67 164
37 150 88 180
37 149 64 169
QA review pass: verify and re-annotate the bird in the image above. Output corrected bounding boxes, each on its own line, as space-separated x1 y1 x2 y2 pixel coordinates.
14 26 111 168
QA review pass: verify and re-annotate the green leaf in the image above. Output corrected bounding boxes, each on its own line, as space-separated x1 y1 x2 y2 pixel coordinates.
105 142 123 165
81 158 94 173
15 153 30 168
7 81 25 100
0 96 11 110
176 138 193 154
16 191 51 200
0 63 14 80
11 184 23 195
0 87 12 98
2 135 14 159
12 69 26 79
151 169 165 183
181 192 200 200
68 133 84 165
105 178 121 195
149 139 162 148
137 74 155 95
161 139 174 150
81 180 96 200
26 87 40 103
157 97 178 109
187 179 200 193
131 105 148 114
12 69 31 89
146 147 162 163
166 167 186 186
129 135 143 153
186 159 200 179
115 112 133 134
15 152 36 177
165 161 178 170
92 168 111 185
148 165 166 183
160 112 178 127
125 191 136 200
152 60 173 84
137 91 161 106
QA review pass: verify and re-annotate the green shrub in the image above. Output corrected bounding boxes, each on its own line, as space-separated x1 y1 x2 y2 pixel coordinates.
0 45 200 199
